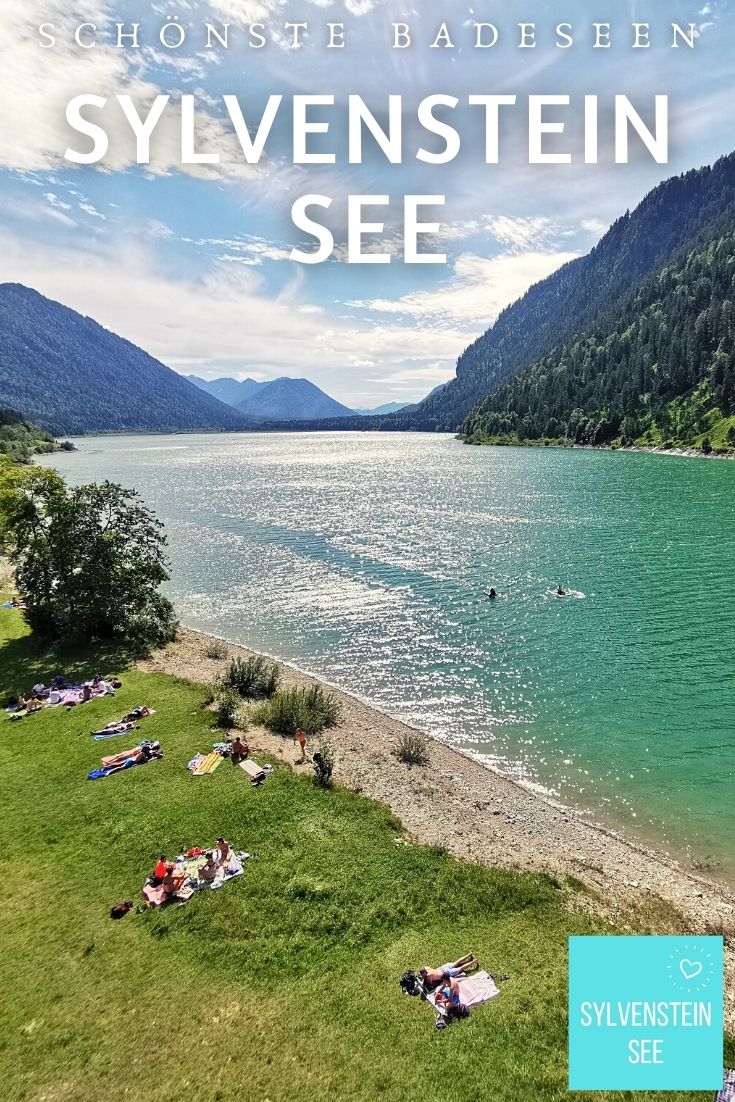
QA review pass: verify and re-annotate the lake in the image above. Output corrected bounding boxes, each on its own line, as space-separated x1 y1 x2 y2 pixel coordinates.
47 433 735 880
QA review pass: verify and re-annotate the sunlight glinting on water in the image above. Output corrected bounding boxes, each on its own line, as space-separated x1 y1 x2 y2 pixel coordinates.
47 432 735 879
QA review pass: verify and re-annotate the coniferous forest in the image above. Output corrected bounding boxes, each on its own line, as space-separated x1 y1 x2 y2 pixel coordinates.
460 231 735 452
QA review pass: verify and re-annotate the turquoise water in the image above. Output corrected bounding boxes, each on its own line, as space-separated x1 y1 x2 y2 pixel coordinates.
47 433 735 879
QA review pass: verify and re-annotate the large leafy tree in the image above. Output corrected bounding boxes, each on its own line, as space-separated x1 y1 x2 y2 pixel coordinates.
0 469 177 649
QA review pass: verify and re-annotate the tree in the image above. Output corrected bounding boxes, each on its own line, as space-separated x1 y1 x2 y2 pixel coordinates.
0 471 177 649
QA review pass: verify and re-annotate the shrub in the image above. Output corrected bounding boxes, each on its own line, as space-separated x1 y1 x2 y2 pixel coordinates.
312 741 336 788
204 638 228 660
214 688 239 730
701 436 713 454
219 655 281 698
394 731 430 767
253 685 341 738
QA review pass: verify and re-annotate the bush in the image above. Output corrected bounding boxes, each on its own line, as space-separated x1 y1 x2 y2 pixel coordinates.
394 731 430 767
313 741 336 788
214 688 239 730
219 655 281 698
253 685 341 738
204 638 228 660
701 436 713 454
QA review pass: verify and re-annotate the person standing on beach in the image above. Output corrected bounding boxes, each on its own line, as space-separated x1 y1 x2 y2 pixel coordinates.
294 728 307 762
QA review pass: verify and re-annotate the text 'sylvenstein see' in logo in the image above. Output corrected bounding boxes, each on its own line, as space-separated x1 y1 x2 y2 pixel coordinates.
568 936 724 1091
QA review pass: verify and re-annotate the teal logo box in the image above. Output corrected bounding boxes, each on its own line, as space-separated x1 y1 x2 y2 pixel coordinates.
568 935 723 1091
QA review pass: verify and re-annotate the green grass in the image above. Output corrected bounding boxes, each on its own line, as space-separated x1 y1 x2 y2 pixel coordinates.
0 606 729 1101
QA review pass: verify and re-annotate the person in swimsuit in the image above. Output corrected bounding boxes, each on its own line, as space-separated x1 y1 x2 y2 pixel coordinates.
230 735 250 766
434 976 463 1013
419 954 479 991
199 854 218 884
294 728 308 762
215 837 231 866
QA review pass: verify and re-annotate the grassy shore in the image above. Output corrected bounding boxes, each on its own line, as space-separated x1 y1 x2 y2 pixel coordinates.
0 604 730 1102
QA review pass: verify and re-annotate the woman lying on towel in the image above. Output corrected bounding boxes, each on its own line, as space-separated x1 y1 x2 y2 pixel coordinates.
88 742 162 778
100 742 161 770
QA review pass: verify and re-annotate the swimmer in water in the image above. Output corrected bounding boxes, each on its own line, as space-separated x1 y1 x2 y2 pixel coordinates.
556 584 566 596
488 587 497 598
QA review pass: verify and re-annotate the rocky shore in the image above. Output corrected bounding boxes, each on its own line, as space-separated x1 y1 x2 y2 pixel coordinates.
140 626 734 1028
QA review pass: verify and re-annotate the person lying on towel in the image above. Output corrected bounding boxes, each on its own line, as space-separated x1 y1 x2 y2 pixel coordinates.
419 954 479 992
99 742 162 773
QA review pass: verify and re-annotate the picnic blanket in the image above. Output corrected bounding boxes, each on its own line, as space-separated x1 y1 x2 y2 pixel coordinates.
426 971 501 1017
142 849 251 907
190 751 222 776
716 1069 735 1102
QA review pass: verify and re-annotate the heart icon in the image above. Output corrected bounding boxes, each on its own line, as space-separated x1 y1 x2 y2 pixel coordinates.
679 958 703 980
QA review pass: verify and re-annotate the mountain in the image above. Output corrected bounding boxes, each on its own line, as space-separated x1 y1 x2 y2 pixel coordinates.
186 374 264 407
387 152 735 432
237 377 355 421
0 285 247 436
460 228 735 451
354 401 408 416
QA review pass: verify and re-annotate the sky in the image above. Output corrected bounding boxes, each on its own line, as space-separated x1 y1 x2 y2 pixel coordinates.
0 0 733 408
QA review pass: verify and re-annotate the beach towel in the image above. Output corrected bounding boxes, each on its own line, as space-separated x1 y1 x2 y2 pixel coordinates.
716 1069 735 1102
239 758 267 782
87 754 162 780
426 971 500 1017
191 751 222 776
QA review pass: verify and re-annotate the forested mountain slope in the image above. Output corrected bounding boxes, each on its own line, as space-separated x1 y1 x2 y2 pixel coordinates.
395 152 735 432
0 285 248 436
460 231 735 452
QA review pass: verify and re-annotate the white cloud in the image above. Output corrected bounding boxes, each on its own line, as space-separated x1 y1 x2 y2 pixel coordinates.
1 1 259 180
486 216 556 251
350 249 578 327
0 227 468 405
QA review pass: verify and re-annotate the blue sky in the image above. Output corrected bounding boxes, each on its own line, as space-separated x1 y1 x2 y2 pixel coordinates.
1 0 733 407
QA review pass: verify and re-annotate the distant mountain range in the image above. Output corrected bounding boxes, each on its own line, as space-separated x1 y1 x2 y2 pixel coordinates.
188 373 408 421
0 286 408 435
0 285 247 436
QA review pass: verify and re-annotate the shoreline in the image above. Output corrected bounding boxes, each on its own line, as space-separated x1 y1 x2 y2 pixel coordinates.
140 625 734 1027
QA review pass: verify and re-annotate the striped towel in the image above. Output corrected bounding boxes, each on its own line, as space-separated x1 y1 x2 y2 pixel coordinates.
716 1069 735 1102
191 751 222 776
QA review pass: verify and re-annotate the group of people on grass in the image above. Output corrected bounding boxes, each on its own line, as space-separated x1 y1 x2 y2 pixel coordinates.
6 672 121 716
150 838 235 902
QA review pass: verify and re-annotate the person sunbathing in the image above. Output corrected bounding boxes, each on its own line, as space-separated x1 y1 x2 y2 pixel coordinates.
215 837 232 866
100 742 161 772
162 864 186 899
419 954 479 991
230 735 250 765
433 975 463 1013
198 854 218 884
